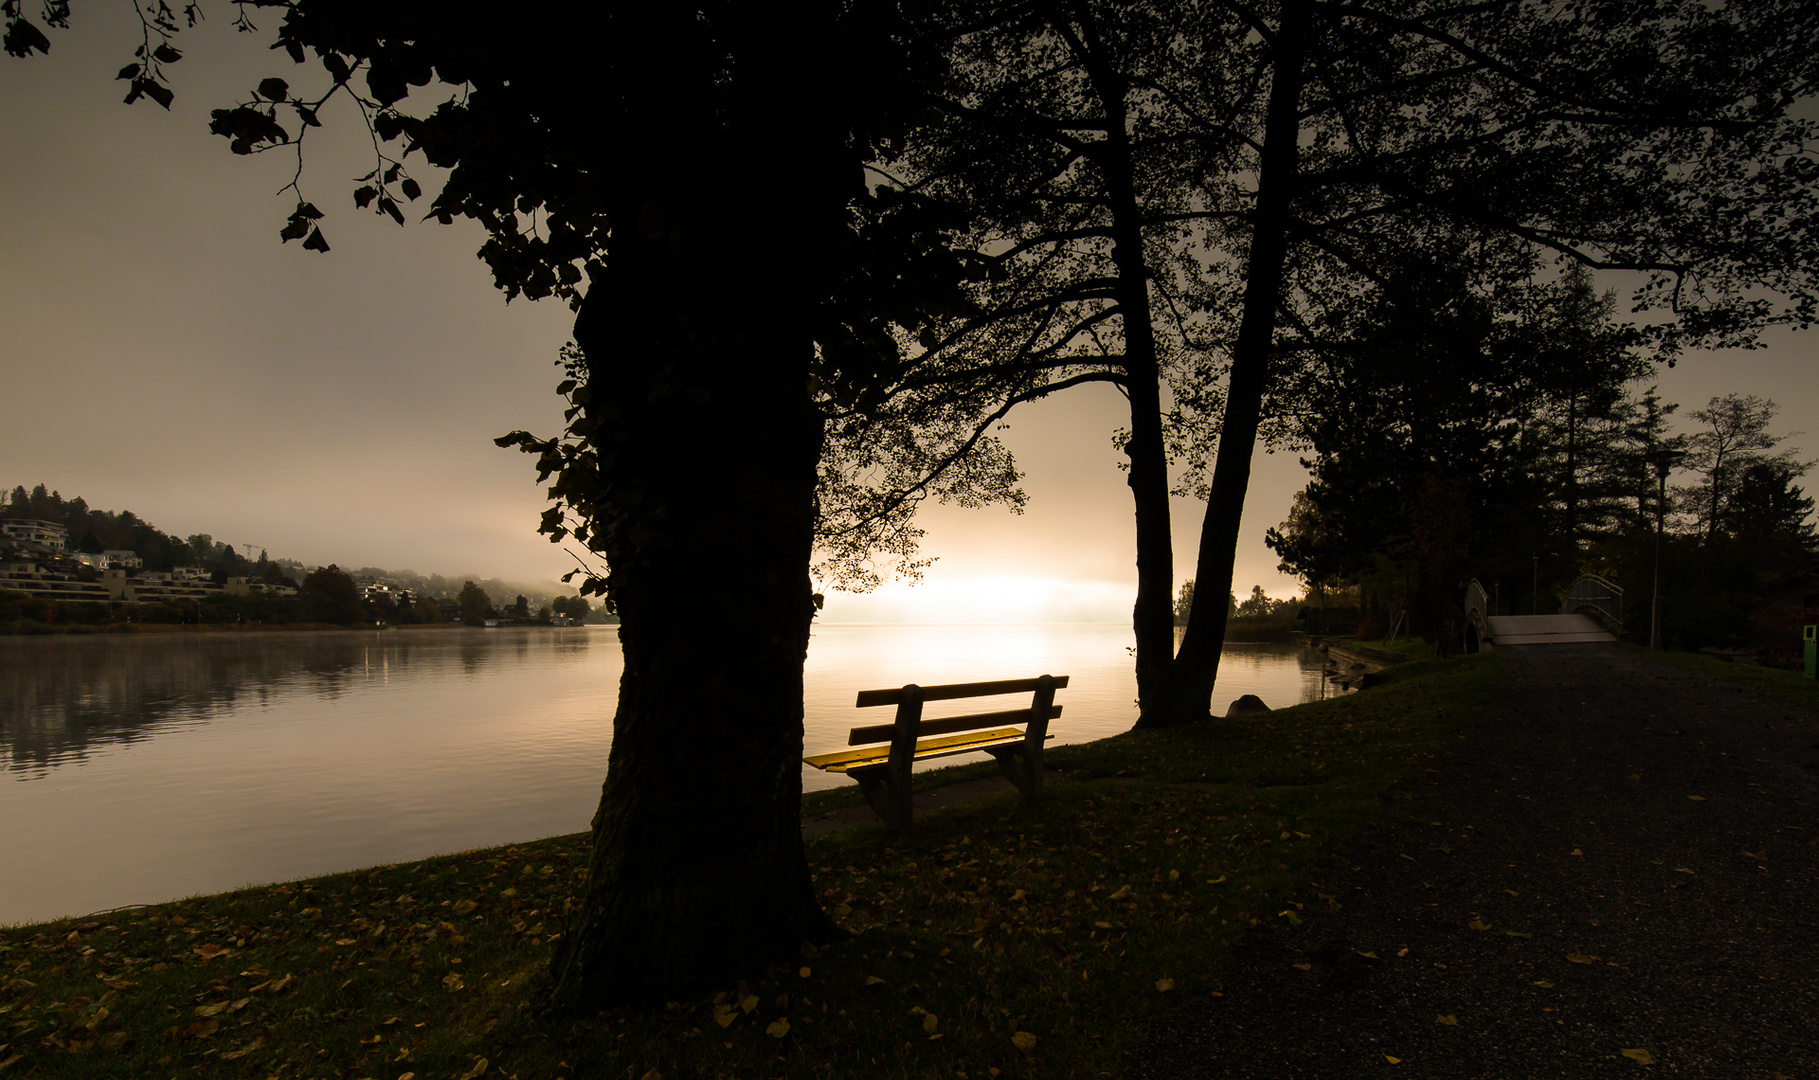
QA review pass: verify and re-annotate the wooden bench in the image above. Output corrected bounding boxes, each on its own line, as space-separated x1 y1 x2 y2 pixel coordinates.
802 674 1068 833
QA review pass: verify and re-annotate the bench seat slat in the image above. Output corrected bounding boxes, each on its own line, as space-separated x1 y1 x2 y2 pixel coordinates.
846 704 1063 746
804 727 1054 774
854 674 1071 708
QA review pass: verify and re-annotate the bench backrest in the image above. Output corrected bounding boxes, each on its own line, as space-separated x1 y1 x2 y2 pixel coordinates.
848 675 1068 746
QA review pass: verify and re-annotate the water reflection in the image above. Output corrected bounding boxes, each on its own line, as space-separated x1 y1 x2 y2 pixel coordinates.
0 623 1339 926
0 629 594 778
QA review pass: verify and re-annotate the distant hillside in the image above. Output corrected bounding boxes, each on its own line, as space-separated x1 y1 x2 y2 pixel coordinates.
5 483 203 573
2 483 589 611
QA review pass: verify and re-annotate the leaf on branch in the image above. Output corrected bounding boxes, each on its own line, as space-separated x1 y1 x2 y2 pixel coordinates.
380 197 405 225
301 227 330 253
354 186 377 209
256 76 288 102
2 17 52 58
152 43 182 64
208 105 288 152
401 177 422 201
116 63 140 81
127 76 174 110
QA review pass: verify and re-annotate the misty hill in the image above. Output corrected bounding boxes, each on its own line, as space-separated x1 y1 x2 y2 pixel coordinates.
2 483 579 611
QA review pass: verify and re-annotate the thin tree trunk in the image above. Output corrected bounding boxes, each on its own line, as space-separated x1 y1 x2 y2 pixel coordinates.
1078 37 1178 727
1152 0 1310 728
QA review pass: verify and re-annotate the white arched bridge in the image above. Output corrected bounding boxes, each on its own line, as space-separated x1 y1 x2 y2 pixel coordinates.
1463 574 1622 650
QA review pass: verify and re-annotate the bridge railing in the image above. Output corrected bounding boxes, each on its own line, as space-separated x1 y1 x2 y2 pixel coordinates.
1563 574 1623 629
1463 579 1491 652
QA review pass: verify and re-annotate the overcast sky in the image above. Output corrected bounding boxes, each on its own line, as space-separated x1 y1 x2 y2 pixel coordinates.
3 15 1814 623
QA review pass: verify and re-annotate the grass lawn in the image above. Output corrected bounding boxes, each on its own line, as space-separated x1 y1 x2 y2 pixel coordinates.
1642 645 1819 710
0 651 1503 1080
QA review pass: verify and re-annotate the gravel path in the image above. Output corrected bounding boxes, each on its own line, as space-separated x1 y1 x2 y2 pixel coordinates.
1130 643 1819 1079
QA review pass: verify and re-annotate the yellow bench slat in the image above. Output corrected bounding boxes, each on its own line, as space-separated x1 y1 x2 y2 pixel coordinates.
803 727 1053 773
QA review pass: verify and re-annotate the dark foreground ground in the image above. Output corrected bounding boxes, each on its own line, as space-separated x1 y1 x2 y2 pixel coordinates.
1130 643 1819 1079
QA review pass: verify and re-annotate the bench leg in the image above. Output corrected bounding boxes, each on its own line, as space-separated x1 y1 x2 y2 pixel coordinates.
992 674 1055 803
852 766 913 834
988 744 1042 801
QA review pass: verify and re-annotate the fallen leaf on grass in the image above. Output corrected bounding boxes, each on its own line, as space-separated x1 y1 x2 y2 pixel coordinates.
741 994 760 1012
1281 910 1303 926
1109 885 1133 901
218 1034 268 1061
1012 1031 1038 1052
1385 1055 1402 1064
181 1017 218 1040
1533 981 1554 988
1505 931 1533 939
765 1020 790 1039
1620 1048 1656 1064
1468 919 1491 931
640 1070 662 1080
1570 849 1584 857
862 976 884 987
1686 796 1705 802
0 1052 23 1070
334 938 357 946
1291 963 1312 971
452 899 478 916
95 1031 130 1052
922 1013 938 1035
1437 1014 1458 1026
442 974 465 992
194 1003 230 1018
713 1006 737 1029
1566 954 1599 965
1155 978 1174 992
1673 868 1694 875
248 974 292 994
455 1057 489 1079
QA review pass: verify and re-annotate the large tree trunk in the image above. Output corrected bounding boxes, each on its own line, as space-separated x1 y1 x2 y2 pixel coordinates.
543 306 834 1007
542 5 843 1010
1143 0 1310 728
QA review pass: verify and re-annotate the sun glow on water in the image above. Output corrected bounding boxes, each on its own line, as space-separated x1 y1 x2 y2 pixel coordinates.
819 574 1132 624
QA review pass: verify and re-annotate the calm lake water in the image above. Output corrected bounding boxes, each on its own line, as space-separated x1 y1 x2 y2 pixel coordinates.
0 624 1331 926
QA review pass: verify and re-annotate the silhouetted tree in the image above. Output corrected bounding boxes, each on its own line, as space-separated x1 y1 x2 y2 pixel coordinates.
456 580 490 628
871 0 1819 726
1677 394 1813 544
8 0 985 1007
298 564 360 625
